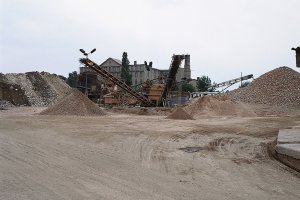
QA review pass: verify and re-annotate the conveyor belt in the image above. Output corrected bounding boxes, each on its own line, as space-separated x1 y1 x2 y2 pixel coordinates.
159 55 185 106
79 58 154 107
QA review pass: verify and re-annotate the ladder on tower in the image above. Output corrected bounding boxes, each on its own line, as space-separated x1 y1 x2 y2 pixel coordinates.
79 58 154 107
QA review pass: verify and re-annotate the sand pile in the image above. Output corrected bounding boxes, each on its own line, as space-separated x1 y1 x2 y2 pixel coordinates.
40 89 106 116
166 107 194 120
229 67 300 107
184 95 256 118
2 72 71 106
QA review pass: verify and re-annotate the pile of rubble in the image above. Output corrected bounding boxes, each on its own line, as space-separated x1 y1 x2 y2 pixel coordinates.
1 72 71 106
229 67 300 107
40 89 106 116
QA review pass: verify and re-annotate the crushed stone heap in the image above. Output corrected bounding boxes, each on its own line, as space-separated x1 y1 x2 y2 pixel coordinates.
183 95 256 118
166 107 194 120
229 67 300 107
40 89 106 116
1 72 71 106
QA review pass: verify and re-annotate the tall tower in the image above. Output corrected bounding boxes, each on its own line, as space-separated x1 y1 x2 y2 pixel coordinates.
184 54 191 79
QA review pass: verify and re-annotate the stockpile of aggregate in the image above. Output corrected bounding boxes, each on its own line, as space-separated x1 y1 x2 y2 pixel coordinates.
0 74 30 106
40 89 106 116
0 100 15 110
183 95 256 118
166 107 194 120
229 67 300 107
3 72 71 106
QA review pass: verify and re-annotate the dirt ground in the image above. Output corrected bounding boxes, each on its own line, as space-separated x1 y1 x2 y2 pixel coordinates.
1 107 300 200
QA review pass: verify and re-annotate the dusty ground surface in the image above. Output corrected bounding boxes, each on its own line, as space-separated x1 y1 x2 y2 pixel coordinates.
1 107 300 200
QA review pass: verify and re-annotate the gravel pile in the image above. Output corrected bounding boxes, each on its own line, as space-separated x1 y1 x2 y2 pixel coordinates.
166 107 194 120
40 89 106 116
3 72 71 106
229 67 300 107
0 100 15 110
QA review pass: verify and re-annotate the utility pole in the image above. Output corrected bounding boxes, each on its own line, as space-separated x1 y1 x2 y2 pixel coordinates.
85 73 88 96
240 72 243 87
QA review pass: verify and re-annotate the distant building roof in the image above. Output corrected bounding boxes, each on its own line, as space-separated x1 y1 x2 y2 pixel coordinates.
100 57 122 66
110 58 122 65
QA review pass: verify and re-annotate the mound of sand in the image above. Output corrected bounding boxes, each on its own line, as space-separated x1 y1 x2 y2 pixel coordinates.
184 95 256 118
40 89 106 116
166 107 194 120
229 67 300 107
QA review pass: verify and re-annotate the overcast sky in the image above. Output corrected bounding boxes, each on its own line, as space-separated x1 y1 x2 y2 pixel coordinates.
1 0 300 84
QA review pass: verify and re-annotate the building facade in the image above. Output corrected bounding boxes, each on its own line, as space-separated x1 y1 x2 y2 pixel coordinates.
98 58 164 86
79 55 192 86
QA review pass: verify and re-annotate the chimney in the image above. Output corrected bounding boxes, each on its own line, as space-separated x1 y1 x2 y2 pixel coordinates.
184 54 190 69
134 61 137 65
184 54 191 79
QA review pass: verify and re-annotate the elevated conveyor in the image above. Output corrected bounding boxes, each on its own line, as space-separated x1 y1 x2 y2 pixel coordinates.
159 55 185 106
79 58 154 107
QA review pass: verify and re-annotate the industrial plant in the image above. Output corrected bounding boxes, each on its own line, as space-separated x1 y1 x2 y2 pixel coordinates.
0 48 300 200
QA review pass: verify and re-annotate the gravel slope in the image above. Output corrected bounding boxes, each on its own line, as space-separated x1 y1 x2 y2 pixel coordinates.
229 67 300 107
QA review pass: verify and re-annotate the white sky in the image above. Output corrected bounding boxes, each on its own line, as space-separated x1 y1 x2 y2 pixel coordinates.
1 0 300 84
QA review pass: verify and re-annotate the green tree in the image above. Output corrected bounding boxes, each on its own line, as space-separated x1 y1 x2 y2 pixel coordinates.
58 75 67 81
66 71 78 88
121 52 132 86
196 75 212 92
180 82 195 92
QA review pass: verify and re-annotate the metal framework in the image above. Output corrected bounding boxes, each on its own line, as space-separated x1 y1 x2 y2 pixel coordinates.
79 58 154 107
207 74 253 92
159 54 185 106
